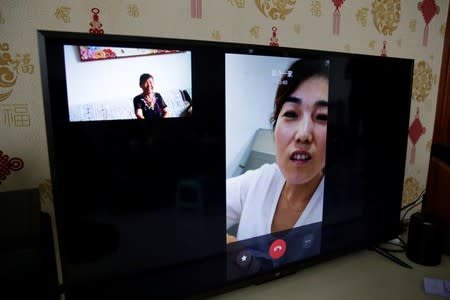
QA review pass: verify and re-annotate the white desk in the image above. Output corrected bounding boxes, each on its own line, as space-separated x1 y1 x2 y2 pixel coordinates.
211 250 450 300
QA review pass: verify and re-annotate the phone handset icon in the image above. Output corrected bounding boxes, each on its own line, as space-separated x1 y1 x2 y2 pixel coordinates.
273 245 283 252
269 239 287 259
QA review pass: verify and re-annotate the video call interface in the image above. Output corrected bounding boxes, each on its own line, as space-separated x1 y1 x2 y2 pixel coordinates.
60 42 331 285
225 53 328 280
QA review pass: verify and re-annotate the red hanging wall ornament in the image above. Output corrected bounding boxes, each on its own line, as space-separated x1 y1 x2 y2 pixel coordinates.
417 0 440 47
89 8 104 34
191 0 202 19
332 0 345 35
0 150 24 184
381 40 388 57
408 107 426 164
269 26 279 47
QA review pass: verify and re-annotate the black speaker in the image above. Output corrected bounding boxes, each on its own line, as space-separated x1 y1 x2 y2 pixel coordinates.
406 212 444 266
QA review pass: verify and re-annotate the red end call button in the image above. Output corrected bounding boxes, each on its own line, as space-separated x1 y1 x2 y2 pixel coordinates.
269 239 287 259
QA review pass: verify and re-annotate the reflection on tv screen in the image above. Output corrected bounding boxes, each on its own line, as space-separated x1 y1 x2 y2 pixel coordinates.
64 45 192 121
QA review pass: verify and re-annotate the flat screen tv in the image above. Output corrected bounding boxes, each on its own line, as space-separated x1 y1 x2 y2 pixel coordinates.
38 30 413 299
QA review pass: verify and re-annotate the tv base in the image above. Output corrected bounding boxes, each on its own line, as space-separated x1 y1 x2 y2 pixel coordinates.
371 246 412 269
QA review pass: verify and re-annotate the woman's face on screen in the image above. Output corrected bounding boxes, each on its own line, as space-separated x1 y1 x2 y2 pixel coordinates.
274 76 328 185
140 77 154 95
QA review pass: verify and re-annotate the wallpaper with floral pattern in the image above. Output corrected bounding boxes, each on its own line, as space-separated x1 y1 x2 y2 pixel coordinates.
0 0 448 211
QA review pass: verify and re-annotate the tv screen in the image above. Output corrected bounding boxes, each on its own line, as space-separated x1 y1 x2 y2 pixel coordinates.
38 30 413 299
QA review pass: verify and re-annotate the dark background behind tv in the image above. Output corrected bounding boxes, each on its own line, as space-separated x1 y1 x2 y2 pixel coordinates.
38 31 413 299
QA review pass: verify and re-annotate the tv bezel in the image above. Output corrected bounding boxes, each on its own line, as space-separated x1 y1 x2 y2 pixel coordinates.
37 30 413 299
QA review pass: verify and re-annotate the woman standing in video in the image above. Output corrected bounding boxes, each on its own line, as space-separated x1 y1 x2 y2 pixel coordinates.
133 73 170 119
226 59 329 243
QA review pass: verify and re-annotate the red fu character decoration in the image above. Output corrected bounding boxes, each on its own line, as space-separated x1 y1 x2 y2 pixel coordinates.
332 0 345 35
418 0 440 47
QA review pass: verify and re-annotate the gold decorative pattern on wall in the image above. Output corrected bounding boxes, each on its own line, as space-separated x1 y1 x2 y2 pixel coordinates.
409 19 417 32
128 4 140 17
54 6 71 23
310 0 322 17
0 104 31 128
250 26 260 38
356 7 369 27
294 24 301 34
228 0 245 8
212 30 221 40
441 23 446 37
402 176 423 207
0 43 35 102
0 11 5 24
426 139 432 152
371 0 401 36
255 0 296 20
39 178 54 214
412 60 433 102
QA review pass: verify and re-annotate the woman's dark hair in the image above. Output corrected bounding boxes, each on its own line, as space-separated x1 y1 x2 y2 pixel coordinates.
270 59 329 129
139 73 153 85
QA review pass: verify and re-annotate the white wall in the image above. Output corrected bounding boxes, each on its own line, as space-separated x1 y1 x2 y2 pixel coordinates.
225 54 297 177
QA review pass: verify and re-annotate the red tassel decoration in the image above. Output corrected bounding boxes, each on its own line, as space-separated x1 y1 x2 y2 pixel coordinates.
332 0 345 35
191 0 202 19
423 24 429 46
381 41 387 57
333 9 340 35
410 145 416 164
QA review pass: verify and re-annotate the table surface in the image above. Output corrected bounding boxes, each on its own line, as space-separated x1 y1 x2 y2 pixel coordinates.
209 250 450 300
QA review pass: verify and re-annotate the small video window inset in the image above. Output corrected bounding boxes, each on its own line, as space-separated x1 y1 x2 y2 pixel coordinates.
64 45 192 122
